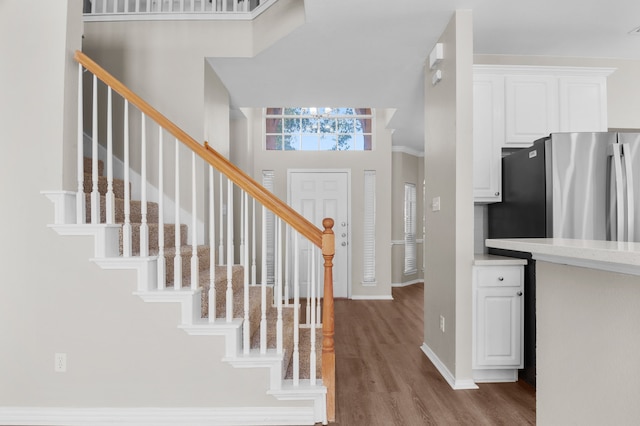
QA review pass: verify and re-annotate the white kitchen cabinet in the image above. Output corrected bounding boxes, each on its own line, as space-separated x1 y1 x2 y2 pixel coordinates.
472 65 614 203
473 74 504 202
472 256 526 383
504 75 559 147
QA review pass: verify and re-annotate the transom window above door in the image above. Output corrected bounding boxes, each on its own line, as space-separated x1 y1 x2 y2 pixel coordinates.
265 108 373 151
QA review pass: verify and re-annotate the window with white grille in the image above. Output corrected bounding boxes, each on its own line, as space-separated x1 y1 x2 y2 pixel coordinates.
404 183 417 275
363 170 376 284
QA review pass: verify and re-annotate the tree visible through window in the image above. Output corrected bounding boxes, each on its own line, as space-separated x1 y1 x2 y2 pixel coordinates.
265 108 373 151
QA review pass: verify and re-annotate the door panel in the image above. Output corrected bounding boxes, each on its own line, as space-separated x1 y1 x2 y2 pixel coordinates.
289 172 349 298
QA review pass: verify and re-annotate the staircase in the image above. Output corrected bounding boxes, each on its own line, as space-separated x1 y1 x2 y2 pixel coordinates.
41 50 335 425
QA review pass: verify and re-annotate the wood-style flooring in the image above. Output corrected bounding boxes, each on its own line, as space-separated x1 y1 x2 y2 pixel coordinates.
330 283 536 425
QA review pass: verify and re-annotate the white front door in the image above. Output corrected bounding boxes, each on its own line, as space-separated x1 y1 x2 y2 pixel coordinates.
289 171 350 298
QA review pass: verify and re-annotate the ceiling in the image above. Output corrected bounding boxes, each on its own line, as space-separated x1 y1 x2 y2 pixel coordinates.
207 0 640 152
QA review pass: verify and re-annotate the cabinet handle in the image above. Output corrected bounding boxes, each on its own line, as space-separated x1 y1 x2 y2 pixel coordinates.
517 291 523 296
495 192 500 196
498 277 504 281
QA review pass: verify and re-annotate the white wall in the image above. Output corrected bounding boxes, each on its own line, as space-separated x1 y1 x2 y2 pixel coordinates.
0 0 309 411
423 10 475 385
536 262 640 425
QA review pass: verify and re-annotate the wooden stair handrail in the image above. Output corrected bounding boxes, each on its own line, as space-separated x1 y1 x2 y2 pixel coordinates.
74 50 335 422
74 50 322 248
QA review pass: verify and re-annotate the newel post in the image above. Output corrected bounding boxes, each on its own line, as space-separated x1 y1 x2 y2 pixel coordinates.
321 218 336 422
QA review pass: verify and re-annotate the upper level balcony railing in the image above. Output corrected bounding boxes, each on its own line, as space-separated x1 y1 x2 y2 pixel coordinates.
84 0 275 21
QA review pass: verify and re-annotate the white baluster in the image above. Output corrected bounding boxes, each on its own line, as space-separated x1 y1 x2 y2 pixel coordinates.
174 139 182 289
139 114 149 257
146 0 151 12
122 101 132 257
251 198 256 285
157 129 166 289
233 0 237 12
276 218 283 355
76 64 85 225
102 0 107 13
90 74 99 225
201 0 205 12
243 191 250 354
309 242 317 386
191 152 199 290
222 0 226 12
190 0 195 11
113 0 118 13
180 0 185 12
91 0 96 13
239 192 245 265
284 225 290 305
317 248 322 324
135 0 140 12
293 231 300 385
105 87 115 224
306 241 311 324
125 0 129 13
226 179 234 322
169 0 173 12
208 165 216 321
218 175 224 265
260 204 267 354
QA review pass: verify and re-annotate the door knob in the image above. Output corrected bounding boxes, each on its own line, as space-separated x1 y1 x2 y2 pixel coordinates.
517 291 523 296
498 277 504 281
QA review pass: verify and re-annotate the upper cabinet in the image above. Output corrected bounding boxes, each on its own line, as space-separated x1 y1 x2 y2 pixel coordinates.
473 65 614 202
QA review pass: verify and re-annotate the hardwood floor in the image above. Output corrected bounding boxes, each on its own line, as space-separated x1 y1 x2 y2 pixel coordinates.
330 283 536 425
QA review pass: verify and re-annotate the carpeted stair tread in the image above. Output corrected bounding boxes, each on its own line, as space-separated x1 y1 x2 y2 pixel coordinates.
85 193 159 224
119 223 188 255
83 172 128 200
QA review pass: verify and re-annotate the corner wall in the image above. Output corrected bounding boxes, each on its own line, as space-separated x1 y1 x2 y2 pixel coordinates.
423 10 475 387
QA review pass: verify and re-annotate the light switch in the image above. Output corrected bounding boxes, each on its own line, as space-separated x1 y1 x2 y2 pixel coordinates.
432 196 441 212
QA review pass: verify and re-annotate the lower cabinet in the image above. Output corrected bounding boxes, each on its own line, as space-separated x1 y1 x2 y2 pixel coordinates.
472 261 525 382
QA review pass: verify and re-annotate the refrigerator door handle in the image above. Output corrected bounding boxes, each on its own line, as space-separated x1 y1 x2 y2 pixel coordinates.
623 143 635 241
611 144 625 241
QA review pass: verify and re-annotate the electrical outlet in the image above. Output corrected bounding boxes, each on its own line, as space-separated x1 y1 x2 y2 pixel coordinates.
432 196 441 212
439 315 445 333
54 353 67 372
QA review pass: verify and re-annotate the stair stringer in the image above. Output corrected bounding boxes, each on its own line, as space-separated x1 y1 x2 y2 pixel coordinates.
43 190 327 425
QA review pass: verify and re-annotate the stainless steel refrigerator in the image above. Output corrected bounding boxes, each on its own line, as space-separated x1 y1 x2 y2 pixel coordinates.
488 131 640 387
489 132 640 242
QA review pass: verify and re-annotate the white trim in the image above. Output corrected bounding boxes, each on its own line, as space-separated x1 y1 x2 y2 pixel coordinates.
391 279 423 287
473 64 616 77
350 294 393 300
420 343 479 390
392 145 424 157
391 239 424 245
0 406 316 426
472 368 518 383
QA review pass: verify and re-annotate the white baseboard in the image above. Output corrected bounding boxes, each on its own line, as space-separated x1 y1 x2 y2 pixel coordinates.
350 294 393 300
0 406 316 426
472 368 518 383
420 343 478 390
391 279 423 287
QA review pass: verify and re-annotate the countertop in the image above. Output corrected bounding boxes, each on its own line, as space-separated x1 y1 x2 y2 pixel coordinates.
485 238 640 276
473 254 528 266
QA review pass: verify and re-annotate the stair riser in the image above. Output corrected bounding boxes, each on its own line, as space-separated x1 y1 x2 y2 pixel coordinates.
119 224 188 255
85 194 159 224
162 246 212 286
84 173 128 200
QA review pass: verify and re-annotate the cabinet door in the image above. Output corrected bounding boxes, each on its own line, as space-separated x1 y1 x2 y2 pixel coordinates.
475 286 523 368
505 76 559 147
559 76 608 132
473 75 504 202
